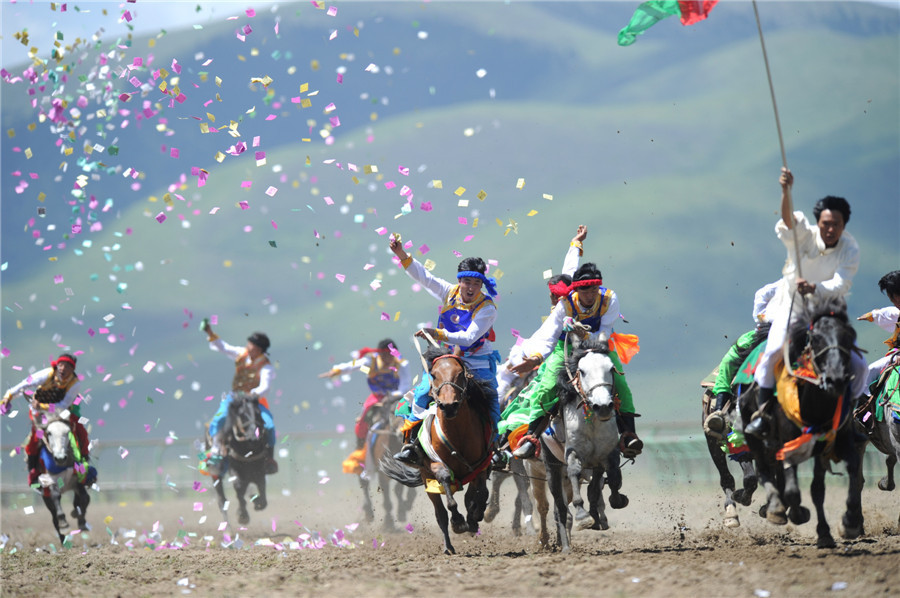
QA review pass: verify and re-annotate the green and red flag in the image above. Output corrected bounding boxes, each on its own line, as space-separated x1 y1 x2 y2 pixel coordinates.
618 0 718 46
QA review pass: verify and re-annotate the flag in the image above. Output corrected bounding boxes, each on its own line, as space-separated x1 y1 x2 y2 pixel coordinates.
618 0 718 46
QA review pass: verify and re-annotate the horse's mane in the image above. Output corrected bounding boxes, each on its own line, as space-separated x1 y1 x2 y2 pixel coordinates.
223 392 266 446
423 345 494 424
557 337 610 404
787 295 855 362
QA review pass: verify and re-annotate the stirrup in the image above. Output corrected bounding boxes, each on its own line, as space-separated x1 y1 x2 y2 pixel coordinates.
620 433 643 458
744 412 769 438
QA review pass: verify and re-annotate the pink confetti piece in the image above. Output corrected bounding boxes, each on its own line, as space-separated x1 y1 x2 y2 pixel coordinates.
53 274 64 284
193 502 203 512
155 213 167 223
458 217 468 225
421 202 433 212
384 181 396 190
265 186 278 197
335 274 346 283
419 244 430 254
463 235 474 242
170 148 180 158
327 6 338 16
381 312 390 321
375 227 388 235
142 361 156 373
241 181 252 188
239 201 250 210
406 523 414 533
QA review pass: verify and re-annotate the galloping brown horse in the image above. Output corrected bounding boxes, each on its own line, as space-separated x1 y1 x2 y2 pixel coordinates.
382 346 493 554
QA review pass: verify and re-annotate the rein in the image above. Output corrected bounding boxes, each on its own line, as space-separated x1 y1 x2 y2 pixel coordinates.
562 326 615 414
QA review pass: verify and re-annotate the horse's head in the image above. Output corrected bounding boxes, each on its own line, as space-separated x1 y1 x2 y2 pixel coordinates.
426 348 469 420
559 336 616 421
789 296 856 397
42 417 74 466
225 392 263 443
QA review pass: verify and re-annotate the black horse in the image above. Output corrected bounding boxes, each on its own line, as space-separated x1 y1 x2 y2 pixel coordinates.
207 392 270 525
740 297 864 548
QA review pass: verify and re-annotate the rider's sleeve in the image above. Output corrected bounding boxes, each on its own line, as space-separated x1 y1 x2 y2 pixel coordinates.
252 364 275 397
589 291 620 344
814 234 859 299
403 258 454 303
4 367 52 400
438 302 497 347
331 358 365 374
209 338 242 360
521 302 566 360
752 280 781 323
872 306 900 332
561 241 582 277
57 380 83 411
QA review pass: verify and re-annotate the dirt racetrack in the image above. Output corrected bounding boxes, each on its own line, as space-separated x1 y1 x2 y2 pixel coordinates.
2 470 899 598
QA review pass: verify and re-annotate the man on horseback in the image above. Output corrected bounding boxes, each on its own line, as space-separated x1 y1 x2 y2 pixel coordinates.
745 168 868 438
704 279 779 437
320 338 411 450
499 262 643 460
388 234 502 466
496 225 587 407
202 322 278 474
855 270 900 430
2 353 92 487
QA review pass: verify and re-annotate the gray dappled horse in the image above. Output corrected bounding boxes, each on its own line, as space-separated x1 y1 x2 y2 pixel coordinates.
207 392 269 525
357 397 417 531
34 411 91 542
381 346 492 554
542 335 628 552
740 298 864 548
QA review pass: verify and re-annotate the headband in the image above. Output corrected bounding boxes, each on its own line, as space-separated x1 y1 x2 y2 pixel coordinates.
457 271 498 297
52 355 77 369
571 278 602 289
548 280 571 297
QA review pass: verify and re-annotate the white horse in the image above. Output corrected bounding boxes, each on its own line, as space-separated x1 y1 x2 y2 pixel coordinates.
542 335 628 552
35 413 92 541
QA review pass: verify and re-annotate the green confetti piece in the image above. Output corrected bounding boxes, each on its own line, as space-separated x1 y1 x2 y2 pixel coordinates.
268 240 277 248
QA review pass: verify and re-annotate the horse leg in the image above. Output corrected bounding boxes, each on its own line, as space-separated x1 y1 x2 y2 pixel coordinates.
253 470 267 511
783 463 810 525
43 493 66 542
809 456 836 548
382 473 401 531
605 451 629 510
529 463 551 549
428 492 454 555
464 475 488 534
837 434 865 541
359 474 375 523
513 460 536 536
234 477 250 525
587 472 608 531
566 450 591 529
880 453 897 491
213 476 229 520
546 461 571 552
733 457 758 506
706 433 741 527
73 485 90 530
484 472 503 523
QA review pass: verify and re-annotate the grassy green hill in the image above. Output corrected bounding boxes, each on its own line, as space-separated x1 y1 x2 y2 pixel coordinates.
1 2 897 458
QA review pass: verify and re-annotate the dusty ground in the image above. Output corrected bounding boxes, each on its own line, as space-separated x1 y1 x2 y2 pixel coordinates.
2 471 898 598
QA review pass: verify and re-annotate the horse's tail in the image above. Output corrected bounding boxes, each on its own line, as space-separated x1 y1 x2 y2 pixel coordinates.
379 454 424 488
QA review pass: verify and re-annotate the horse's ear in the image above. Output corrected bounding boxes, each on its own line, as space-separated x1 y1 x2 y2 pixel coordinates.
569 332 584 352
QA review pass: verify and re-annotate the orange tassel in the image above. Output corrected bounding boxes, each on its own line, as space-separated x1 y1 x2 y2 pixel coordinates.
609 332 640 365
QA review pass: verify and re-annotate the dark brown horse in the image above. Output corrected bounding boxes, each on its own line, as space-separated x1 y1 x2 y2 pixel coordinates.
740 297 863 548
381 346 493 554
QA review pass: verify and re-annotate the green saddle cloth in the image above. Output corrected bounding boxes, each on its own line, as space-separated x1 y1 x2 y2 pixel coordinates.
872 364 900 422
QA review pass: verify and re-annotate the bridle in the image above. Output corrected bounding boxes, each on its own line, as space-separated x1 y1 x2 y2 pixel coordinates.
429 354 470 405
562 327 616 410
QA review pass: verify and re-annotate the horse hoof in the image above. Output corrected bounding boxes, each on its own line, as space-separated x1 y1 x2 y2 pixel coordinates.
724 505 741 528
254 501 267 511
788 506 810 525
484 506 499 523
817 534 837 549
766 511 787 526
733 489 753 507
609 494 629 509
58 518 70 531
840 516 864 540
451 522 468 535
878 478 896 492
238 513 250 525
576 517 594 531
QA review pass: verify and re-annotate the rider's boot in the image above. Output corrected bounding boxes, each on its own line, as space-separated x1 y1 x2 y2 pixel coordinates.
26 452 40 486
704 391 733 439
490 437 512 471
744 386 774 439
618 413 643 458
265 445 279 475
513 414 550 459
394 421 423 466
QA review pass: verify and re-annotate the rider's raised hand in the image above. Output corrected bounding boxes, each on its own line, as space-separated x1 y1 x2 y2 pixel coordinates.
857 311 874 322
318 368 339 378
572 224 587 244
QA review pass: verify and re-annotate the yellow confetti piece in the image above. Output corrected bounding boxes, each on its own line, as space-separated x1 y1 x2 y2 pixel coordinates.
363 165 378 174
354 27 360 37
17 320 23 329
424 259 436 271
37 192 46 202
473 218 478 228
300 98 312 108
158 68 169 79
215 76 222 87
359 365 370 375
206 112 215 123
306 156 311 166
64 147 73 156
495 218 503 227
6 129 14 138
325 301 334 310
433 180 443 189
370 112 378 121
300 83 309 93
251 75 273 87
516 178 525 189
493 268 504 279
223 260 233 268
543 193 553 201
394 312 401 322
458 199 469 207
104 516 113 525
351 176 359 184
24 148 32 159
477 190 487 201
454 186 466 196
199 123 210 134
28 122 37 131
311 59 320 71
527 210 538 216
313 0 324 8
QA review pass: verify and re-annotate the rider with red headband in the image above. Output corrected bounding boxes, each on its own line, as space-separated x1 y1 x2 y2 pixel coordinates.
2 353 92 487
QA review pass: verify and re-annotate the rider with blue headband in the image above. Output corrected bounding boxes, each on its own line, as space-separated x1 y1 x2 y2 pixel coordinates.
389 235 502 466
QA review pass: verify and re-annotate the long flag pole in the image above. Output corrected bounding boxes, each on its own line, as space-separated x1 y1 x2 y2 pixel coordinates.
752 0 802 279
